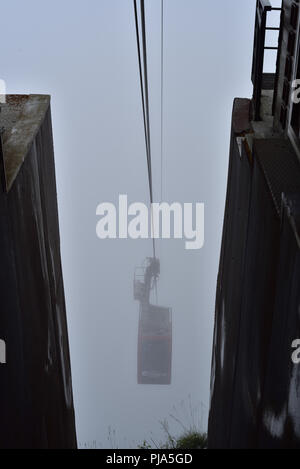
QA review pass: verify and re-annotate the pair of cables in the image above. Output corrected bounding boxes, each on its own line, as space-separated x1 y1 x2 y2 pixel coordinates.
133 0 164 260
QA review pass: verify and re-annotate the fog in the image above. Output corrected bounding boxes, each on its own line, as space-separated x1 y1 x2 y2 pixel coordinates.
1 0 256 448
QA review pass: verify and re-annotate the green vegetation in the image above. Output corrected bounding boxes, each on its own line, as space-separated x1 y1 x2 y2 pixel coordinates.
138 431 207 450
138 420 207 450
175 431 207 449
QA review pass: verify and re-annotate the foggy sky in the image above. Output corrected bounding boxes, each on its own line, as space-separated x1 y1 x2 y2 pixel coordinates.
0 0 267 448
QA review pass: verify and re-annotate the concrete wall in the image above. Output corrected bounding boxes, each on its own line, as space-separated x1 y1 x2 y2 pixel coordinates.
0 105 77 448
208 98 300 448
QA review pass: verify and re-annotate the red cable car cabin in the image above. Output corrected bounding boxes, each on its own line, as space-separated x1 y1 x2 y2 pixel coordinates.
134 258 172 385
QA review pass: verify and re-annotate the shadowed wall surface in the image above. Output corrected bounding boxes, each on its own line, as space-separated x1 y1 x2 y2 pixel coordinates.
208 98 300 449
0 96 76 448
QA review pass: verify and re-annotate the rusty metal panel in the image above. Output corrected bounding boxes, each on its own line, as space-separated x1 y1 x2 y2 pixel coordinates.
0 101 77 448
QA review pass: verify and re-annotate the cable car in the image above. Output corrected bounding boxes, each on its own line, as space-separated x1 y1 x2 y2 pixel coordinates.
134 258 172 385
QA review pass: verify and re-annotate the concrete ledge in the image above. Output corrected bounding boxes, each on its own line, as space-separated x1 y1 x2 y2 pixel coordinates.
0 95 50 192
